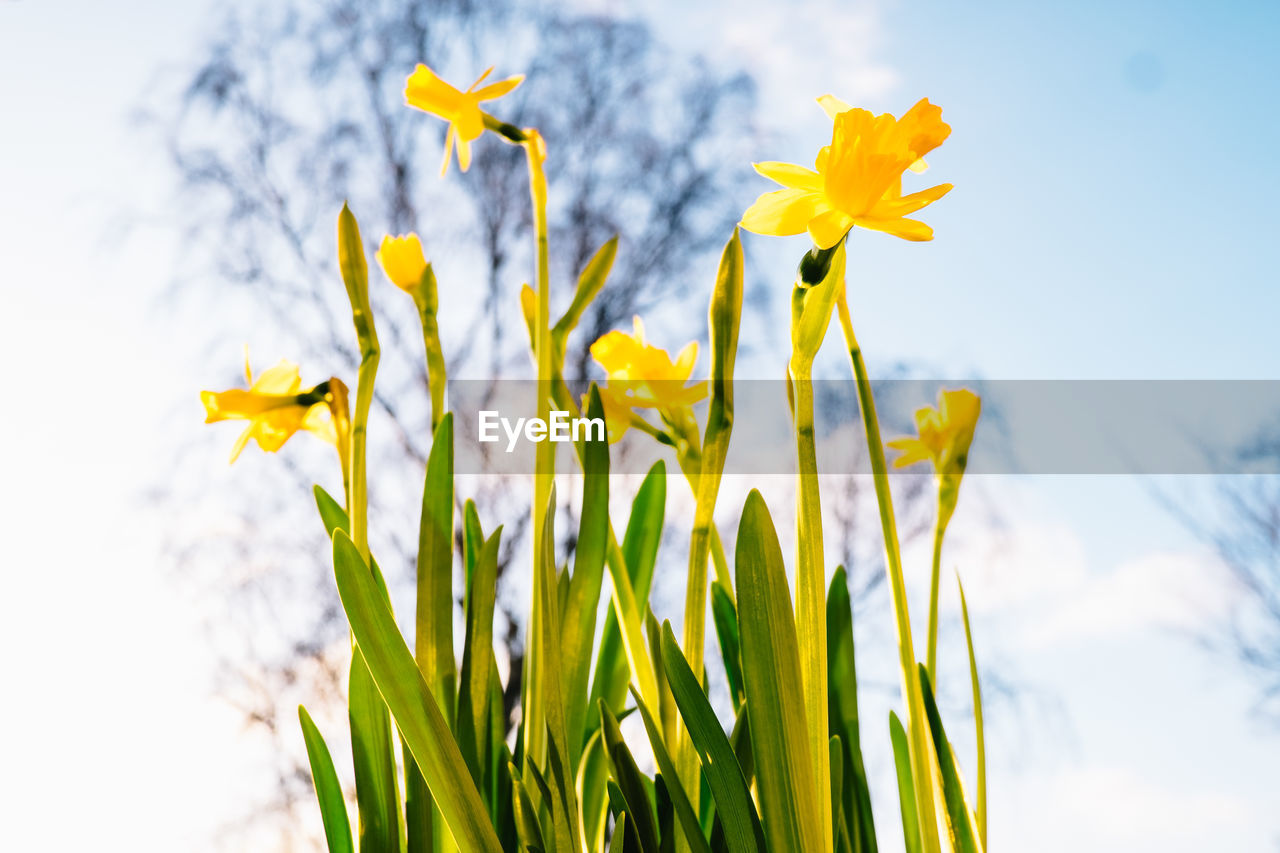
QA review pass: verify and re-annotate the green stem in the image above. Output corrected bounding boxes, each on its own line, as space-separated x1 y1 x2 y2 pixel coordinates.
414 268 447 435
925 506 948 686
790 359 832 852
836 293 940 853
523 131 554 772
337 206 380 561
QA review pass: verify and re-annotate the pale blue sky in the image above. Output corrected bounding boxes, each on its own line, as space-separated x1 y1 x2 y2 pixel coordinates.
1 0 1278 849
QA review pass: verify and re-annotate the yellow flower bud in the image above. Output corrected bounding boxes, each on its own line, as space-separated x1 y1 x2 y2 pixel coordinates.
377 233 428 294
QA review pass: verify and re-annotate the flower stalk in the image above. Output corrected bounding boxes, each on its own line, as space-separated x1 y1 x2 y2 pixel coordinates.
337 203 381 560
522 128 555 772
836 290 941 853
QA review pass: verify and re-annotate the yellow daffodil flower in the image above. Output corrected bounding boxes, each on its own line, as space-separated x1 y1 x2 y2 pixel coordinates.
376 233 428 293
589 317 706 442
404 65 524 175
741 96 952 247
887 388 981 478
201 354 338 463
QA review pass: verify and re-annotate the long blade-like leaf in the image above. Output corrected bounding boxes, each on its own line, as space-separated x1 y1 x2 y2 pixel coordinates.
349 648 401 853
919 666 985 853
889 712 921 853
418 412 457 723
958 576 987 848
710 580 745 713
827 567 878 853
562 387 611 766
658 622 764 853
600 702 660 852
533 489 584 853
459 526 503 786
332 530 502 852
590 461 666 722
299 705 354 853
313 485 403 853
734 490 823 853
630 687 714 853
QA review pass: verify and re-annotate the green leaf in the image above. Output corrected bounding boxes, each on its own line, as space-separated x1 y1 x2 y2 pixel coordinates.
313 485 390 602
404 744 431 853
553 236 618 343
630 686 714 853
349 649 401 853
332 530 502 852
889 712 921 853
600 702 660 852
578 728 611 852
463 499 484 607
829 735 844 852
734 490 823 853
298 705 354 853
919 666 984 853
562 387 611 767
532 490 584 853
609 811 641 853
459 526 503 786
658 623 764 853
591 461 666 724
827 567 878 853
417 412 457 726
958 576 987 848
710 580 745 712
511 766 547 853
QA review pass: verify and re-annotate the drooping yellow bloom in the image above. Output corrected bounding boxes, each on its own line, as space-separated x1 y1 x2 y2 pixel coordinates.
376 233 428 293
404 65 524 175
589 317 706 441
741 96 952 247
887 388 981 478
201 355 338 463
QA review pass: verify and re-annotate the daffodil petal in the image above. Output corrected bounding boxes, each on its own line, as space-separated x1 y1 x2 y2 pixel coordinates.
673 341 698 379
806 207 855 249
456 135 472 172
855 215 935 242
870 182 953 219
229 425 253 463
740 188 825 237
439 125 455 177
753 161 823 192
473 74 524 101
253 361 303 394
817 94 852 120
